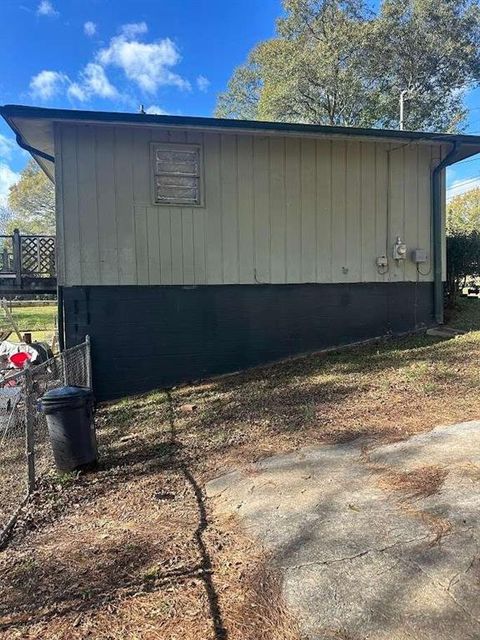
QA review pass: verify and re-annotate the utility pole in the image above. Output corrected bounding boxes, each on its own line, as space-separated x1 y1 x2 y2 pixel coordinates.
399 89 414 131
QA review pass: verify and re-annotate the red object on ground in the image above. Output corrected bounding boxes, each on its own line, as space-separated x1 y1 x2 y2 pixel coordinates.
10 352 32 368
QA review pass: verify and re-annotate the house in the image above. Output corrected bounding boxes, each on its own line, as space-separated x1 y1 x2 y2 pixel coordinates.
2 104 480 400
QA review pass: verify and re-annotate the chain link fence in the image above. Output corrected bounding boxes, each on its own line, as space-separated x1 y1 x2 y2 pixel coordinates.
0 338 91 546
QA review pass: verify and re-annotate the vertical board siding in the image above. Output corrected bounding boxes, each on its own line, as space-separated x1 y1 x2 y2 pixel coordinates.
158 211 173 284
389 145 406 281
253 136 270 282
237 135 254 284
60 126 82 285
220 134 239 283
375 143 388 283
300 138 317 282
269 136 286 283
404 145 420 282
360 143 376 282
77 126 100 284
57 123 437 287
170 210 184 283
331 141 347 281
204 132 223 284
114 127 136 284
316 140 332 282
132 126 152 286
134 206 149 284
285 137 302 283
95 126 119 285
346 141 361 282
146 207 161 283
182 208 195 285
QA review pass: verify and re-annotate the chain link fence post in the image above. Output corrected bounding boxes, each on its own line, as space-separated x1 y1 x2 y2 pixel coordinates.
1 339 91 544
85 335 92 389
23 364 36 494
62 350 68 386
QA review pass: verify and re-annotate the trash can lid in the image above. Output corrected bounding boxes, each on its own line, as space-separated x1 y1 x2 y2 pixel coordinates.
41 386 93 401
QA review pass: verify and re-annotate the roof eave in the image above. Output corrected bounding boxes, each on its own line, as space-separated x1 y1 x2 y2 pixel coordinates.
2 103 480 180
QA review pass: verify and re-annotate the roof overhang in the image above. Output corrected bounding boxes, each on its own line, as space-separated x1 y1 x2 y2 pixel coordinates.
3 104 480 182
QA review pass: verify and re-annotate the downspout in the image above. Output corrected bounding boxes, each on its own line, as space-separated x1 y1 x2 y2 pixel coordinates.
57 285 65 352
432 142 460 325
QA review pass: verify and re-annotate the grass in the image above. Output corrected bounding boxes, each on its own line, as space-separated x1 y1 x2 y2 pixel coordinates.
1 296 480 639
0 305 57 345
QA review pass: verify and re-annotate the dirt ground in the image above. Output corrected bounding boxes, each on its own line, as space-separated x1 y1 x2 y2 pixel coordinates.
1 298 480 639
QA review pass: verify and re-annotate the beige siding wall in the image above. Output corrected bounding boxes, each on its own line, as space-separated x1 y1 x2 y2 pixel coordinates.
55 122 443 286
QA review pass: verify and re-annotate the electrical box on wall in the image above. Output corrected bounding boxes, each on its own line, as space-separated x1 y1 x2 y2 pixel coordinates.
376 255 388 267
412 248 428 263
393 236 407 260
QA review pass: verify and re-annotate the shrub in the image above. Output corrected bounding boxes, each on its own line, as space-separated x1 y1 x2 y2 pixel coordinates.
446 231 480 306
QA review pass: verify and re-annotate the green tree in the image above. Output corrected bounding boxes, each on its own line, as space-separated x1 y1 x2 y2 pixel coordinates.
217 0 377 125
447 187 480 233
217 47 264 120
373 0 480 131
0 205 12 234
7 160 55 234
216 0 480 132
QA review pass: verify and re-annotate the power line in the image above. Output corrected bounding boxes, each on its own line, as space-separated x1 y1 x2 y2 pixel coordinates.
447 176 480 191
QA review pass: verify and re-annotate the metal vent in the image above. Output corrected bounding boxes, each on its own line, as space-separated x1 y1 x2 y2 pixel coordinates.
152 143 202 206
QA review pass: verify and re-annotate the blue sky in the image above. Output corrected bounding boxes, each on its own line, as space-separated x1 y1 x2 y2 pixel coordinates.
0 0 479 204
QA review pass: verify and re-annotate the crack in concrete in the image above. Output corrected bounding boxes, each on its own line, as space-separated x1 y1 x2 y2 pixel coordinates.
281 534 431 572
447 554 477 593
403 557 480 628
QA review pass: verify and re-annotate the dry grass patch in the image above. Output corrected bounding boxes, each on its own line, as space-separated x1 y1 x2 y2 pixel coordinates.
0 465 299 640
363 453 452 542
377 465 448 500
372 464 452 543
459 462 480 480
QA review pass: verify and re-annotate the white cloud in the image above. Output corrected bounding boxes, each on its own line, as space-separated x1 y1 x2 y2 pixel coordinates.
120 22 148 38
37 1 58 17
67 82 86 101
447 177 480 200
28 21 191 107
196 75 210 92
97 23 190 93
84 21 97 37
30 64 117 103
144 105 168 115
68 63 118 102
30 70 69 100
0 163 20 207
0 134 16 160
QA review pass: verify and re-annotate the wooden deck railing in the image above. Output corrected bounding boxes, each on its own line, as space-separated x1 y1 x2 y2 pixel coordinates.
0 229 56 282
0 230 56 293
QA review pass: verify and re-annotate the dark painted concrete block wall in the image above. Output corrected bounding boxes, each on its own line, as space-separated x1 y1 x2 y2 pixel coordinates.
63 282 434 400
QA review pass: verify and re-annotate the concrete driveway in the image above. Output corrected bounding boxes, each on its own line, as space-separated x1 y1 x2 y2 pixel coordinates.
206 421 480 640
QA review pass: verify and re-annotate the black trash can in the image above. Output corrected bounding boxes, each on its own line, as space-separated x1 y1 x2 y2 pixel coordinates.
40 386 97 472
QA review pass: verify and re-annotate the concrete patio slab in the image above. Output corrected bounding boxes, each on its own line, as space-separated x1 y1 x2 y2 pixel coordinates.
206 421 480 640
